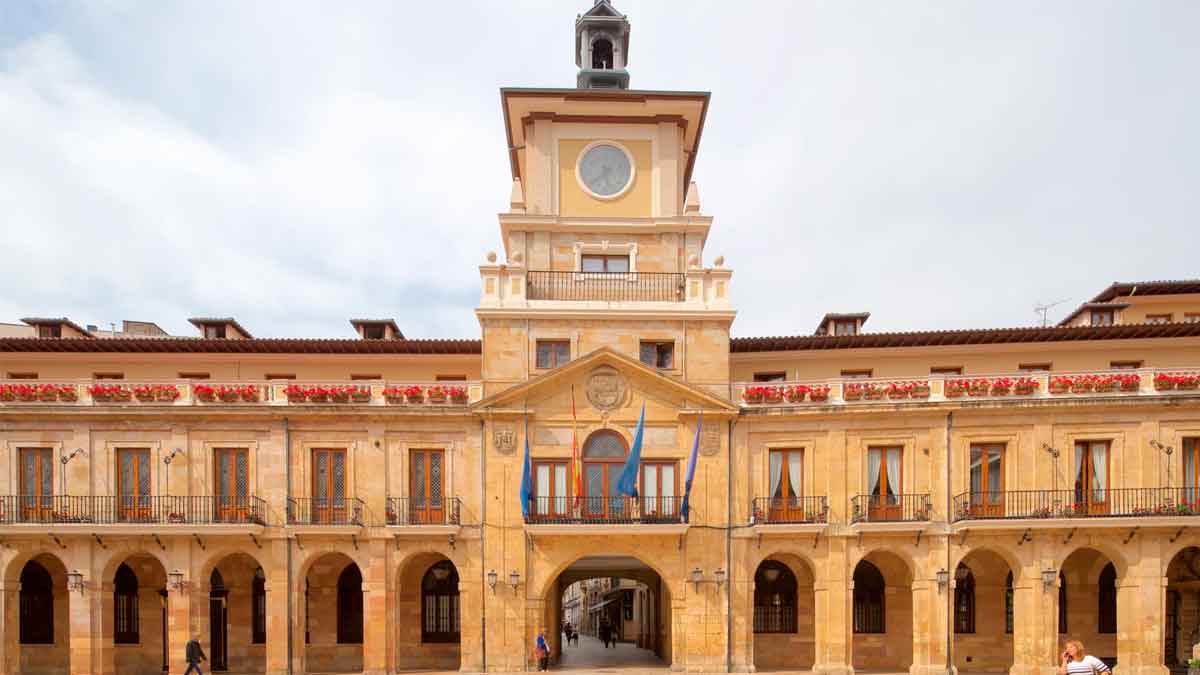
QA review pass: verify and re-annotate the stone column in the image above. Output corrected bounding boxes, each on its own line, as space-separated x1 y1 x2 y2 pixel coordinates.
1011 566 1055 675
669 598 688 672
1116 563 1169 675
0 581 18 675
97 581 116 675
67 581 96 675
264 572 289 675
165 585 196 675
813 545 854 675
911 573 954 675
362 540 390 675
458 572 484 673
730 559 754 672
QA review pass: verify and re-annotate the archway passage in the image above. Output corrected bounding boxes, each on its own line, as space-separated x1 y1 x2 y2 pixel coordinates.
547 556 671 671
851 551 913 672
954 549 1015 674
1059 548 1119 669
14 554 69 674
753 555 816 671
205 552 267 674
1165 546 1200 672
109 554 168 674
304 553 363 674
395 553 461 671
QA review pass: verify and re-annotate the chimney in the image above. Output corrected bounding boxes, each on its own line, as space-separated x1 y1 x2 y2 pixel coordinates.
188 317 252 339
349 319 404 340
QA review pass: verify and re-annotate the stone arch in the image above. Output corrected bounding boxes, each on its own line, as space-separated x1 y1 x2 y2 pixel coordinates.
1161 538 1200 577
1055 542 1129 581
301 551 363 674
1163 546 1200 668
394 553 462 671
202 550 267 674
294 544 370 586
755 548 819 585
852 547 916 586
1058 546 1121 663
851 549 914 672
751 551 817 671
103 551 170 675
4 552 70 675
98 545 171 585
535 548 682 603
952 543 1024 583
195 544 269 585
953 547 1016 672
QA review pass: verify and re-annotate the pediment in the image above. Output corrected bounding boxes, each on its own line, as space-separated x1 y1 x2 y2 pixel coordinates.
581 1 623 19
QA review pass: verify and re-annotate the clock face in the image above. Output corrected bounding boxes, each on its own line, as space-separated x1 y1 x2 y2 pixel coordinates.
578 143 633 198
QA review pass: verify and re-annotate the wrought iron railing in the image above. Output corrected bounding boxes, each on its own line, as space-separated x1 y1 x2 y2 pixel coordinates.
0 495 266 525
751 496 828 524
524 495 685 524
526 270 686 302
754 605 798 634
952 488 1200 521
850 494 933 523
386 497 461 526
287 497 364 526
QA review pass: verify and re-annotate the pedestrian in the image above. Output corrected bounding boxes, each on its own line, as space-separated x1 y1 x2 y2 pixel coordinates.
184 634 207 675
598 619 611 648
535 627 550 671
1059 640 1111 675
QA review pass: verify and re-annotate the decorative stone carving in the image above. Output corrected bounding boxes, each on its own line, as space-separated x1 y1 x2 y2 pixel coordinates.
585 366 627 412
493 423 517 455
700 423 721 456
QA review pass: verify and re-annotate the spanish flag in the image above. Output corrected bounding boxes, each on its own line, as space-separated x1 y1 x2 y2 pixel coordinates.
571 386 582 507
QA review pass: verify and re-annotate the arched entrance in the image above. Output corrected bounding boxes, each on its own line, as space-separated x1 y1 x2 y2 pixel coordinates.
544 555 672 671
204 552 266 673
304 552 363 673
1164 546 1200 670
107 553 168 674
395 553 461 671
851 551 913 672
582 429 629 520
752 554 816 671
1059 548 1119 668
954 549 1016 674
10 554 69 673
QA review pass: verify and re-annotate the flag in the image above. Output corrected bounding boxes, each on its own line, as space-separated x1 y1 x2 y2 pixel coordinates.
570 386 582 508
680 413 702 523
616 403 645 498
519 416 533 520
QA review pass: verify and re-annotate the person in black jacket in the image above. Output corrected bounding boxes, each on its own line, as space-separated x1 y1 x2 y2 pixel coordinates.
184 635 207 675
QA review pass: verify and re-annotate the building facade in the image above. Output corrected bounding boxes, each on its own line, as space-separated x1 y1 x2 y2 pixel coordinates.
3 2 1200 674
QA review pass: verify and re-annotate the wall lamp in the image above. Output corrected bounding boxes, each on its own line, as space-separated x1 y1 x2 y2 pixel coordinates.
167 569 191 592
690 567 726 591
1041 568 1058 589
936 568 950 592
487 569 498 593
509 570 521 593
67 569 89 594
60 448 86 466
1151 440 1175 487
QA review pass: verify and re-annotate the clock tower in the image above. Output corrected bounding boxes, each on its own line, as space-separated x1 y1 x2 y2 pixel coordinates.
575 0 631 90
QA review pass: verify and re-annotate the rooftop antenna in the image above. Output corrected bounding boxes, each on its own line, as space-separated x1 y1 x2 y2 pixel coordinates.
1034 299 1068 327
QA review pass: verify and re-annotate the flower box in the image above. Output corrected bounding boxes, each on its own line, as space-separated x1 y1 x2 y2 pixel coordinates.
218 389 241 403
1117 375 1140 391
1178 375 1200 390
330 390 351 404
284 384 308 403
38 387 58 402
88 384 131 402
167 512 186 524
308 390 330 403
194 385 217 402
784 385 807 403
1155 374 1177 391
910 384 931 398
133 386 157 402
402 385 425 403
762 386 783 403
990 378 1013 396
808 386 830 402
945 381 967 398
1070 378 1095 393
427 386 447 403
742 388 764 404
447 387 469 404
967 379 990 397
57 386 78 402
16 385 38 402
238 386 259 402
1049 378 1072 394
843 386 863 401
350 387 372 403
863 388 885 400
1013 378 1039 395
1094 376 1118 393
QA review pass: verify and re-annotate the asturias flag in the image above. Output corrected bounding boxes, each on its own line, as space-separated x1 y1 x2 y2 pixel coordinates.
519 416 533 520
571 387 582 507
616 403 645 498
680 413 702 523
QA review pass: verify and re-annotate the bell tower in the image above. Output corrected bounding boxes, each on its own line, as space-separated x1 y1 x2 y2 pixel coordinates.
575 1 630 89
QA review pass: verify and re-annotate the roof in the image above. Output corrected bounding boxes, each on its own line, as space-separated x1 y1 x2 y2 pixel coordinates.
21 317 95 338
1057 279 1200 326
188 317 254 338
815 312 870 334
0 337 481 355
349 318 404 338
730 321 1200 354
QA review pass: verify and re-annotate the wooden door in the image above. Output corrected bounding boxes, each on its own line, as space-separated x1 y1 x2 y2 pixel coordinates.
312 449 347 524
215 448 249 523
19 448 53 522
117 448 152 522
1073 441 1109 515
641 462 676 520
533 462 568 519
868 447 902 520
409 449 445 524
969 444 1005 517
767 449 803 522
581 430 628 520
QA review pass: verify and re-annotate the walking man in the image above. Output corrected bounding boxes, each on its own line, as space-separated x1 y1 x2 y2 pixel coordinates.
184 634 207 675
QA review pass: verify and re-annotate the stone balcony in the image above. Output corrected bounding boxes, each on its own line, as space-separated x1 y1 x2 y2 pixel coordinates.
477 265 733 316
0 495 267 528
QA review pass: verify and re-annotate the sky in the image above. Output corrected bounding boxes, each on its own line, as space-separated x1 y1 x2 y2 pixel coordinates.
1 0 1197 339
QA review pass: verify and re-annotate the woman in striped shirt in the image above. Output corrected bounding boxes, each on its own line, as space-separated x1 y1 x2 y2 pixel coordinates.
1059 640 1111 675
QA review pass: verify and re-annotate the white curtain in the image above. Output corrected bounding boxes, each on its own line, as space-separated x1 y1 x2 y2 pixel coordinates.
886 450 901 505
788 453 802 502
867 449 882 503
1186 448 1196 501
1091 443 1107 502
970 448 982 502
769 452 784 500
1073 444 1085 504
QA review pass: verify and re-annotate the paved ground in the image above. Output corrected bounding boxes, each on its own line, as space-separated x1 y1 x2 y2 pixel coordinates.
554 633 667 672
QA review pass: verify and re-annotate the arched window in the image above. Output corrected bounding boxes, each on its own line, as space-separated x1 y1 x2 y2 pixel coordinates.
1004 571 1014 634
114 563 140 644
953 564 975 633
584 430 627 459
1098 563 1116 634
853 561 885 634
252 567 266 644
753 560 797 634
19 561 54 644
422 561 461 643
336 564 363 644
1058 572 1067 634
583 430 629 515
592 38 614 69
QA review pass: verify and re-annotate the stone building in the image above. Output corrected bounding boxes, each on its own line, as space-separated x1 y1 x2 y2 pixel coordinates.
2 1 1200 674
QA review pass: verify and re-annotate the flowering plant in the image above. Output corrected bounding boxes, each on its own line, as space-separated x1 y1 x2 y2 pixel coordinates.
945 379 967 397
1093 375 1119 392
1115 373 1140 391
807 385 831 402
991 377 1013 395
403 385 425 401
350 386 372 402
3 384 39 401
845 382 883 400
1014 377 1039 394
1158 373 1200 390
283 384 309 402
1049 377 1074 394
214 385 250 402
133 384 180 402
742 386 772 403
784 384 808 402
427 385 448 402
446 386 469 402
886 381 914 398
966 378 991 396
87 384 131 401
910 380 931 397
193 384 217 401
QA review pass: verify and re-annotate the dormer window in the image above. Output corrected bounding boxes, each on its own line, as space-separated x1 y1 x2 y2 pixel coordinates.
362 324 386 340
349 319 402 340
38 324 61 339
581 254 629 273
834 320 857 336
188 318 252 339
204 324 226 339
1090 310 1114 326
592 38 613 69
21 318 93 339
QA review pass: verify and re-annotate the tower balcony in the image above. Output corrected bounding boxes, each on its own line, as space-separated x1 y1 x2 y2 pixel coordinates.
478 264 733 315
527 270 685 302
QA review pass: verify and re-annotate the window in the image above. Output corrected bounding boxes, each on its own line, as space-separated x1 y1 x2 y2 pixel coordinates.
753 561 797 633
582 430 628 518
19 448 53 519
1185 313 1200 323
410 449 446 524
114 563 139 644
1005 571 1014 634
7 372 37 379
214 448 249 522
252 567 266 644
641 461 677 517
94 372 125 380
767 449 804 520
853 561 885 633
422 561 460 643
38 324 62 338
1058 572 1068 634
968 444 1005 516
930 366 963 376
954 564 975 633
639 341 674 369
535 340 570 369
204 324 227 339
580 254 629 273
1109 360 1142 370
336 564 363 644
533 461 569 517
178 372 210 380
1073 441 1109 515
265 373 296 380
436 375 468 382
834 320 858 336
116 448 151 522
1098 563 1116 634
312 449 348 523
1146 314 1173 324
1090 310 1115 326
350 374 381 381
1184 438 1200 501
753 371 787 382
361 324 386 339
1018 363 1051 372
867 446 902 517
19 561 53 644
841 369 872 379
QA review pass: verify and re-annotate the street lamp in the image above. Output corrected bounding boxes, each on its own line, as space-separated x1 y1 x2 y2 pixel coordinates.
935 568 950 592
167 569 190 592
1041 569 1058 590
509 570 520 593
714 568 726 589
1151 440 1175 488
690 567 704 591
67 569 87 594
487 569 498 593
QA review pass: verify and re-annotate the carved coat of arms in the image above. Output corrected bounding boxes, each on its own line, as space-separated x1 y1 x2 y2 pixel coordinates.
585 366 627 412
493 423 517 455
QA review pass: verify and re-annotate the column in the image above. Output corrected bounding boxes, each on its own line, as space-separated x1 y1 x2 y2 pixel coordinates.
1011 565 1055 675
730 554 754 672
97 581 116 675
1116 562 1169 675
362 540 389 675
911 572 954 675
0 581 17 675
669 598 687 672
165 585 195 675
67 582 96 675
264 571 289 675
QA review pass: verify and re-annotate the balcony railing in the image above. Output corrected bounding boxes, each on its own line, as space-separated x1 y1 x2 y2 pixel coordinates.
526 270 686 302
850 494 933 524
524 495 685 525
386 497 461 526
287 497 364 526
953 488 1200 521
751 496 829 524
0 495 266 525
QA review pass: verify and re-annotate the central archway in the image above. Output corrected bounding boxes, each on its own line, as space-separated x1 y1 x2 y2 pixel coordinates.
851 550 914 672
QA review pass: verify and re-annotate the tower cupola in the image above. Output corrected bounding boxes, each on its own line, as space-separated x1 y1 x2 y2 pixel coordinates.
575 1 630 89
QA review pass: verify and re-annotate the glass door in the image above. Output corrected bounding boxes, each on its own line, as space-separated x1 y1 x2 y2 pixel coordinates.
312 449 347 524
410 449 445 524
641 462 676 519
867 447 902 520
533 462 568 519
117 448 151 522
19 448 53 522
1073 441 1109 515
969 444 1005 517
214 448 248 522
768 449 803 522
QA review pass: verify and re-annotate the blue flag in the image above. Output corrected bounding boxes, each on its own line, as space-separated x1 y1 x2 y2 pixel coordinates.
519 416 533 519
680 413 702 523
616 403 645 498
